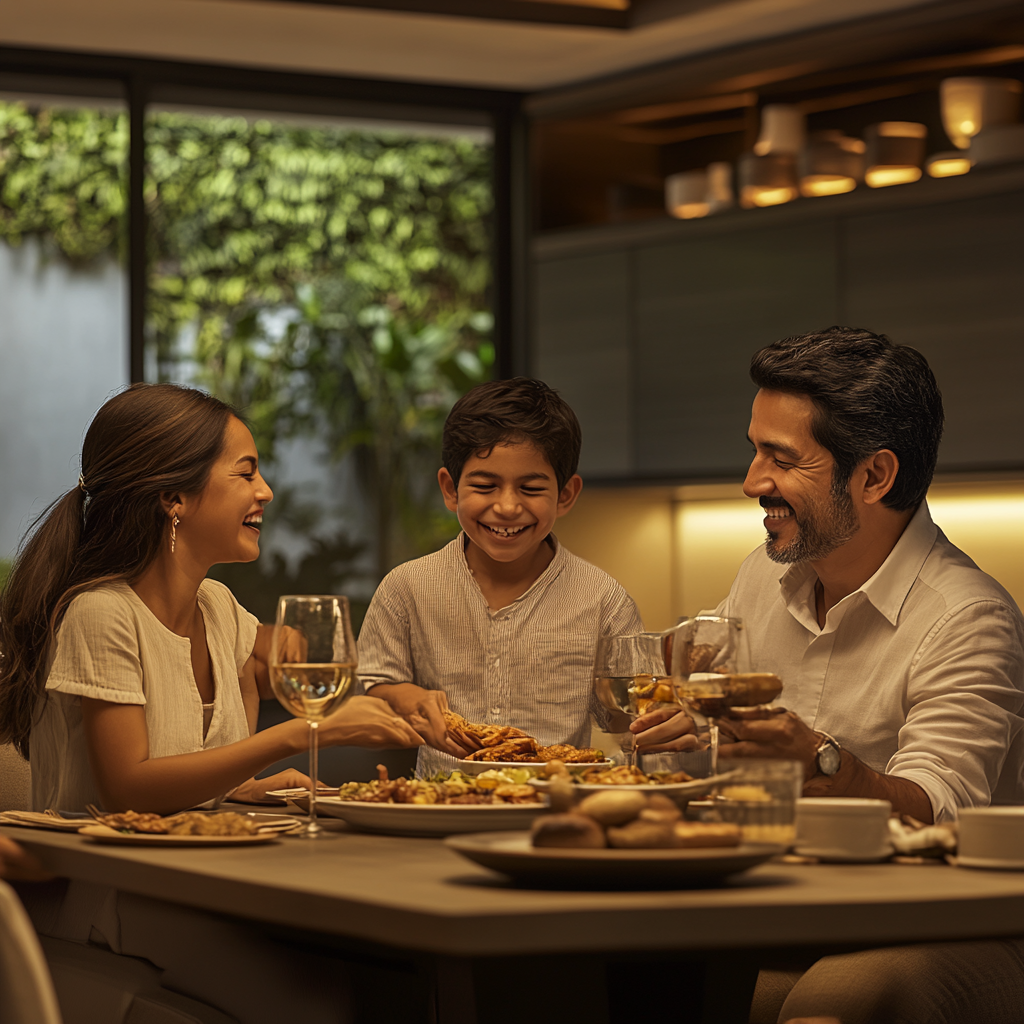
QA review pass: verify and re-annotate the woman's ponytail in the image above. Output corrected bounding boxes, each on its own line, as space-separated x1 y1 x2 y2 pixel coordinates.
0 383 235 758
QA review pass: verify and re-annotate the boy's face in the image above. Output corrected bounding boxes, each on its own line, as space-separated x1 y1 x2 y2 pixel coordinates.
438 441 582 565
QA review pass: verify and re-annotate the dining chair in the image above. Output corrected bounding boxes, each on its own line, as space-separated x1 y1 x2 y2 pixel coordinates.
0 877 63 1024
0 742 32 812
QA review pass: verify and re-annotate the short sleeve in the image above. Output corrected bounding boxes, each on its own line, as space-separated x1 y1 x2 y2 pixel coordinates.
358 575 414 691
47 591 146 705
199 580 259 674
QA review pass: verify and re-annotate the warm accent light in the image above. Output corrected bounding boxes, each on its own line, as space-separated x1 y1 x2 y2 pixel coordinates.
864 122 926 188
752 104 805 156
940 77 1022 149
738 153 799 208
799 131 865 197
926 152 972 178
665 169 709 219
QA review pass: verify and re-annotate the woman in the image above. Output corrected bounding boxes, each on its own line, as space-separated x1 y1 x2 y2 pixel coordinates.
0 382 421 812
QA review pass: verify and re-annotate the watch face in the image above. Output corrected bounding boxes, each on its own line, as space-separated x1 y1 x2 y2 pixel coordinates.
819 742 841 776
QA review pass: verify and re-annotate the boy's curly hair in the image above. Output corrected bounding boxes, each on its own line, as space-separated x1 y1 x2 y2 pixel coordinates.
442 378 582 490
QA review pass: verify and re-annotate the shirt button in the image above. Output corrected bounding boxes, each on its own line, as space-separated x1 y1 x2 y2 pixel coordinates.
490 707 502 718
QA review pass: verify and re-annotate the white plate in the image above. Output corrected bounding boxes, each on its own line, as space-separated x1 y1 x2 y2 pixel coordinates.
263 787 340 803
79 824 281 847
314 797 546 836
455 759 611 777
445 831 784 888
528 769 741 796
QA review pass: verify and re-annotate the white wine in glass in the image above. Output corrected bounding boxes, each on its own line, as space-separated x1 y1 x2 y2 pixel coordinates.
270 595 357 838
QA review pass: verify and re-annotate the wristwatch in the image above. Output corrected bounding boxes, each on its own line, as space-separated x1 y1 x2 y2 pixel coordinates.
814 732 842 776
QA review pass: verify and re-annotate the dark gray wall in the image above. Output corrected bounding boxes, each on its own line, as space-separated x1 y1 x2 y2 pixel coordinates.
532 166 1024 481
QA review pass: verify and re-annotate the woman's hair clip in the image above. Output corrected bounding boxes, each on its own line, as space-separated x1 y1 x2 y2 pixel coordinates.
78 472 88 495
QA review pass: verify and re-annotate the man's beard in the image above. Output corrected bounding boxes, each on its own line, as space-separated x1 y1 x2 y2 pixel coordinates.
764 479 859 564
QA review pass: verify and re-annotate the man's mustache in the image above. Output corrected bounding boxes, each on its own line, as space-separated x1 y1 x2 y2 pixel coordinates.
760 497 793 511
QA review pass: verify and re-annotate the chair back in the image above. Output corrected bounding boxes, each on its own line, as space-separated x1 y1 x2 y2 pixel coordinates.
0 743 32 812
0 879 62 1024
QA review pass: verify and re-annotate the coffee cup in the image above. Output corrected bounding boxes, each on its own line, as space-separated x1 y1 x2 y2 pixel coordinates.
957 808 1024 870
794 797 893 861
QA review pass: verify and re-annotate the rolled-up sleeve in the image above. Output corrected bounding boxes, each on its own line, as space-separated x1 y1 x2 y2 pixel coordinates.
887 599 1024 823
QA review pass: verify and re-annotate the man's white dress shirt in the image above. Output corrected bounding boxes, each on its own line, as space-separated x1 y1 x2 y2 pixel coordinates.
718 502 1024 822
359 533 643 777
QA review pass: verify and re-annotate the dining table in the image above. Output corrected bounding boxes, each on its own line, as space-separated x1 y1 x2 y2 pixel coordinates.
6 814 1024 1024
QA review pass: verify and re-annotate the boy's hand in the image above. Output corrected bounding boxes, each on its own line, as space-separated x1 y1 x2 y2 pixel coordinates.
631 707 700 754
367 683 472 757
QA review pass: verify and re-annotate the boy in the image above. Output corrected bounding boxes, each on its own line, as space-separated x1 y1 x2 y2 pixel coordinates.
361 377 693 777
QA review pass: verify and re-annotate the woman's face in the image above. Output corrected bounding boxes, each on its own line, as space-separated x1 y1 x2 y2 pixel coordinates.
176 416 273 566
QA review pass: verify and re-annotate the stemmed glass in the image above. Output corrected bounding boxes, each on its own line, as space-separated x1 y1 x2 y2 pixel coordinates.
593 632 672 768
269 595 357 838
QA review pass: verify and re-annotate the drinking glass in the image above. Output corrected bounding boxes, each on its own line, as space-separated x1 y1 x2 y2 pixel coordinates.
593 632 671 768
270 595 357 838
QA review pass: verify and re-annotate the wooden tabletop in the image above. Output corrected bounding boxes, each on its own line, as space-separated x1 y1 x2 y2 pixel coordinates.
6 823 1024 957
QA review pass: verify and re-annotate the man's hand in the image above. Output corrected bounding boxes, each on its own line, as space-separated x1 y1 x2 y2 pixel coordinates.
718 708 821 779
630 707 700 754
230 769 313 803
0 835 54 882
367 683 472 757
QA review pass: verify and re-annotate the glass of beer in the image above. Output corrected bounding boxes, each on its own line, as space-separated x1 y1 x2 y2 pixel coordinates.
270 595 357 838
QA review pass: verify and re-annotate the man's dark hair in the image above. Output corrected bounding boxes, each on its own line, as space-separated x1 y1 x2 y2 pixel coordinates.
442 377 582 490
750 326 944 511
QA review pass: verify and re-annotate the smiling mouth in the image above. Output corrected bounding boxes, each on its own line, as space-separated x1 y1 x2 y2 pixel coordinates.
243 513 263 533
481 522 532 538
760 499 793 521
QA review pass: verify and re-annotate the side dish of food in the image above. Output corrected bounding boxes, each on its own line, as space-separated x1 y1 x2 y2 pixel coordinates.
444 710 605 763
333 765 543 805
532 789 741 851
90 810 260 836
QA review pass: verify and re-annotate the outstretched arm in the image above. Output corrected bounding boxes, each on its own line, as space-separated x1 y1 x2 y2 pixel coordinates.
720 710 933 822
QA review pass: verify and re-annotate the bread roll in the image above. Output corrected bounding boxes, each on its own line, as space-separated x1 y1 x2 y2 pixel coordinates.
578 790 647 826
639 807 681 825
607 821 676 849
672 822 742 848
531 813 606 849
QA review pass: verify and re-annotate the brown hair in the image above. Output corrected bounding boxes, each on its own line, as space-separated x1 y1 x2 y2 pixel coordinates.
442 377 582 490
0 383 237 758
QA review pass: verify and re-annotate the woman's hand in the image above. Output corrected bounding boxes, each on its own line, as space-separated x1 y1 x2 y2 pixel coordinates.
631 707 699 754
0 836 54 882
229 769 312 803
317 696 425 750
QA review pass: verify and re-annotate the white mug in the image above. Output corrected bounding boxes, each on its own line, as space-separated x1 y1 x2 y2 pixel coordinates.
794 797 893 862
958 808 1024 870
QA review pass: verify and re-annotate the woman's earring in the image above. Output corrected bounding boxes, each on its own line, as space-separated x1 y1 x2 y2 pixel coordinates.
171 513 180 554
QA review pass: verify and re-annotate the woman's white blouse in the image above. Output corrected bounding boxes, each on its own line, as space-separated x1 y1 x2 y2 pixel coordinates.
30 579 258 812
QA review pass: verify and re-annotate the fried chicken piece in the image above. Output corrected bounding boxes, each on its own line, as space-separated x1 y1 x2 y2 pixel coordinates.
163 812 257 836
463 736 539 761
95 811 170 833
538 745 605 763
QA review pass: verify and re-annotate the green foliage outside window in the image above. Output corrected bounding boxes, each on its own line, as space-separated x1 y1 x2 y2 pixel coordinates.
0 102 494 600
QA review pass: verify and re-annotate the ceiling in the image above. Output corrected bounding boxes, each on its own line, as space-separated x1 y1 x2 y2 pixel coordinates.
0 0 947 92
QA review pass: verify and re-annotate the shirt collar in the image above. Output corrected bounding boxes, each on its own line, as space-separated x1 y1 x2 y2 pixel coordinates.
451 531 565 613
778 501 938 629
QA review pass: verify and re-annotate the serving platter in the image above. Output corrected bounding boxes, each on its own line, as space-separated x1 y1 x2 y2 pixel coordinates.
79 824 281 847
314 797 546 837
445 831 784 887
455 759 612 777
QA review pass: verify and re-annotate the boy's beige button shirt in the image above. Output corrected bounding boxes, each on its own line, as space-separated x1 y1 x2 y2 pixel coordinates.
359 534 643 778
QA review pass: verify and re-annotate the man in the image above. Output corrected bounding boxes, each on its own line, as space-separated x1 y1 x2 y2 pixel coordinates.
712 327 1024 1023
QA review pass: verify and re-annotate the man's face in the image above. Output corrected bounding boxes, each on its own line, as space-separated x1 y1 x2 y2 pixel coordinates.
743 389 859 564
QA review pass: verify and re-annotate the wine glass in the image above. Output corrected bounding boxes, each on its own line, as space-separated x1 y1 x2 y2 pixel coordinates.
270 595 357 839
593 632 671 768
